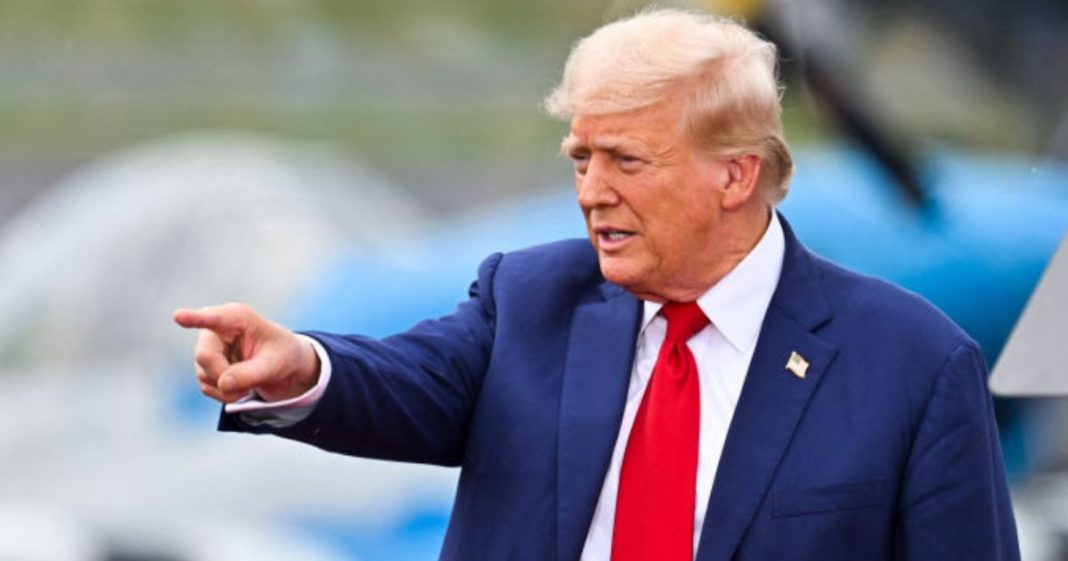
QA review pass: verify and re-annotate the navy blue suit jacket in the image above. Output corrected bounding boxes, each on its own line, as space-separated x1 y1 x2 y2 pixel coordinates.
222 218 1019 560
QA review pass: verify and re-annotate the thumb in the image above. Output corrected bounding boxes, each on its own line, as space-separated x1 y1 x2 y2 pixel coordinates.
218 354 278 394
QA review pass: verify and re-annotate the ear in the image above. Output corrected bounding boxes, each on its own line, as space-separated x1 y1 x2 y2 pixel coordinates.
720 154 762 211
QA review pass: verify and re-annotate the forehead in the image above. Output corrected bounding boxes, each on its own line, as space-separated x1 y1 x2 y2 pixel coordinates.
562 100 688 153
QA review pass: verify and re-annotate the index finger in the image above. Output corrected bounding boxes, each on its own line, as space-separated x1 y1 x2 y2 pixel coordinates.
173 308 219 330
173 304 247 332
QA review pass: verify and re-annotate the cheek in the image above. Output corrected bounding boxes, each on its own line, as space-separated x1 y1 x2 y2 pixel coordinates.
644 198 711 260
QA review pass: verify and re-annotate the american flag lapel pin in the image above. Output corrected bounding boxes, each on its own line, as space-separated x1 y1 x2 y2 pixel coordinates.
785 351 809 379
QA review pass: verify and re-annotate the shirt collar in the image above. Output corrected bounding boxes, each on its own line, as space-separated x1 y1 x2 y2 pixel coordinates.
640 212 785 353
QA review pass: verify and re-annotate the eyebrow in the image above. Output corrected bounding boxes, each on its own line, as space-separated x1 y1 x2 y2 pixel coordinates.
559 135 580 155
559 134 640 156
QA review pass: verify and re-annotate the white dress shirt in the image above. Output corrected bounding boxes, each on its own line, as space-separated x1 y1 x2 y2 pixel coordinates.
580 213 784 560
228 214 785 561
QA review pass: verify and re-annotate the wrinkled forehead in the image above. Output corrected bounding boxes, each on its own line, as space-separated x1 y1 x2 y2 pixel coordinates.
560 98 691 153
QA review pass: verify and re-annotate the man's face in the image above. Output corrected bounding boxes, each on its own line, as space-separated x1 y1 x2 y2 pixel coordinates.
563 94 733 302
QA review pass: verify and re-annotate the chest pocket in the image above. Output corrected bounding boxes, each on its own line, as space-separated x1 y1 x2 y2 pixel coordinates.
771 479 886 518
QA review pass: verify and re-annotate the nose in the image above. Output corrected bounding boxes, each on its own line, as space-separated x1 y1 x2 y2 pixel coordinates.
576 155 620 210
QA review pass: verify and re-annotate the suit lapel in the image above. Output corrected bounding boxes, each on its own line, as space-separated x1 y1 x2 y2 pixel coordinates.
556 282 642 561
696 217 839 561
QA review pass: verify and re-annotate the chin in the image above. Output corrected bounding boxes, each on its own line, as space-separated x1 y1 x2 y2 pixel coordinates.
599 259 645 294
598 258 675 302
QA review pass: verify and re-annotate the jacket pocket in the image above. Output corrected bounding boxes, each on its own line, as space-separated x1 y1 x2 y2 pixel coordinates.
771 479 886 518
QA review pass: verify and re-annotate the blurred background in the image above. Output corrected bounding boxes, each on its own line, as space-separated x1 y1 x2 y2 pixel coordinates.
0 0 1066 559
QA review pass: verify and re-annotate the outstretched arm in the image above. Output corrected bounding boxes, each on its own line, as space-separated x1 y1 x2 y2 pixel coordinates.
175 252 503 467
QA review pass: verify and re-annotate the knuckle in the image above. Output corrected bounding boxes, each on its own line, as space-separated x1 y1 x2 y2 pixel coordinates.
193 348 213 364
195 329 222 346
221 302 252 331
223 301 250 316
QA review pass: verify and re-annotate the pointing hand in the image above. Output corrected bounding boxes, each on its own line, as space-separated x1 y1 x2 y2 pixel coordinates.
173 303 320 403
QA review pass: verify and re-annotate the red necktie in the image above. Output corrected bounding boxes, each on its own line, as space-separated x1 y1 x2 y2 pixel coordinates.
612 301 708 561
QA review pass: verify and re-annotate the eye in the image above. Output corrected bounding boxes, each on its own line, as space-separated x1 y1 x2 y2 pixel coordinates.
617 154 644 172
569 152 590 175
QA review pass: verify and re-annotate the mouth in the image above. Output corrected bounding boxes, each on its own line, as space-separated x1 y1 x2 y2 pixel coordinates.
594 226 636 249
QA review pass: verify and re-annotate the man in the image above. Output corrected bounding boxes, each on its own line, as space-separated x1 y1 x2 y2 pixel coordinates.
174 9 1019 561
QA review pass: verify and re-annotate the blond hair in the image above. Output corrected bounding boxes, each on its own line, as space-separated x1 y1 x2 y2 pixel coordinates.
544 8 793 203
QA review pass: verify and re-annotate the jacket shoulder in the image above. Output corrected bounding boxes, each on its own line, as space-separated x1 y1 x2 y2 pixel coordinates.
502 238 598 267
809 253 976 357
493 238 604 291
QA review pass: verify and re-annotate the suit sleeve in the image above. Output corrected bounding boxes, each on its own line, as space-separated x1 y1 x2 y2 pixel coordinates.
896 341 1020 560
218 252 503 467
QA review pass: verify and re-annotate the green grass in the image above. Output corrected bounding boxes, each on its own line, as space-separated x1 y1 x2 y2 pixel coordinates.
0 0 615 47
0 0 843 163
0 98 570 161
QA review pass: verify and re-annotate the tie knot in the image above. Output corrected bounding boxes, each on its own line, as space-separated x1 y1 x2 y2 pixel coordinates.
661 301 709 342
